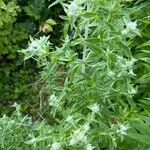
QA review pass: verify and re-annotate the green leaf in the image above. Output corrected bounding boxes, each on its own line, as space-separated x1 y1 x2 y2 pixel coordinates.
45 19 56 25
117 41 132 58
0 0 6 9
24 5 40 20
48 0 64 8
87 43 106 58
128 133 150 145
136 73 150 84
137 40 150 48
71 38 84 46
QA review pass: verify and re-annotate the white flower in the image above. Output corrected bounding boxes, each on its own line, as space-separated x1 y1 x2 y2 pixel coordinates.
68 1 78 16
69 135 86 145
107 70 115 77
83 123 90 132
21 36 51 61
117 124 129 135
88 103 100 114
126 58 136 67
121 29 128 36
69 122 91 145
128 86 137 95
66 115 74 124
22 36 50 59
69 138 76 145
126 20 137 31
86 144 95 150
69 131 87 145
48 93 59 107
126 58 136 76
121 20 137 36
51 142 61 150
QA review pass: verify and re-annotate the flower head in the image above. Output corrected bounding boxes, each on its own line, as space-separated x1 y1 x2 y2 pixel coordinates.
122 20 138 36
66 115 74 124
83 123 90 132
126 58 136 67
68 1 78 16
51 142 61 150
128 85 137 95
117 124 129 135
22 36 51 60
48 93 59 108
86 144 95 150
88 103 100 114
69 130 87 145
69 123 90 145
126 21 137 31
121 29 128 36
107 70 115 77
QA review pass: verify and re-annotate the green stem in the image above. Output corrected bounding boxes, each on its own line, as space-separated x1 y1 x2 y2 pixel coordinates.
82 2 90 73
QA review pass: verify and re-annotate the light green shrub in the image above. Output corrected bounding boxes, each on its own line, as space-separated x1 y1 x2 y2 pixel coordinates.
1 0 150 149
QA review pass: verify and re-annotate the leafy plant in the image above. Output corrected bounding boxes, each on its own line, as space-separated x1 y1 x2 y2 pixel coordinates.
1 0 150 149
19 0 150 149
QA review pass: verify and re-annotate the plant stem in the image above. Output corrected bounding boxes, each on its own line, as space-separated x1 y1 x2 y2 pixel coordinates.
82 2 90 73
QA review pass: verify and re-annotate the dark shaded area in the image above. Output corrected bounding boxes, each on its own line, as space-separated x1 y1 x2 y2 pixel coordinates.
0 0 65 117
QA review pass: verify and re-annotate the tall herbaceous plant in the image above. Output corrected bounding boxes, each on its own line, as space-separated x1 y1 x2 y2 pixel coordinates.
21 0 150 149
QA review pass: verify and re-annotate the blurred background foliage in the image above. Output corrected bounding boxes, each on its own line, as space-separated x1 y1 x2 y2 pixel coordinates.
0 0 64 116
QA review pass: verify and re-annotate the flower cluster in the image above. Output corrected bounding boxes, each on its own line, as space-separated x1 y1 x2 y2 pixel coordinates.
128 84 137 95
48 93 59 108
87 103 100 114
117 124 129 135
51 142 61 150
21 36 51 60
69 123 90 145
68 0 78 16
66 115 74 124
117 56 136 76
122 20 137 36
86 144 95 150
